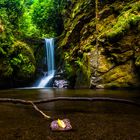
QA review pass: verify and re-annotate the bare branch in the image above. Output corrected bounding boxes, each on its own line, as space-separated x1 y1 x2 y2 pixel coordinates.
0 97 140 107
0 97 140 120
29 101 51 119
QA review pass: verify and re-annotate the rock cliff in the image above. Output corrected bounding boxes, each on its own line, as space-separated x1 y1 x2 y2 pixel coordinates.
57 0 140 88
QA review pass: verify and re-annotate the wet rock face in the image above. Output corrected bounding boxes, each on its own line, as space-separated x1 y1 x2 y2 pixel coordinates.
53 80 69 88
57 0 140 88
53 70 69 88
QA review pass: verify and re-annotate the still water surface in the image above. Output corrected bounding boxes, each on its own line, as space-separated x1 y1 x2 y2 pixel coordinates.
0 89 140 140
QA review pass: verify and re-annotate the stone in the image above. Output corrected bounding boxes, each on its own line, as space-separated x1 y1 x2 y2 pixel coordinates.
50 119 72 131
96 84 105 89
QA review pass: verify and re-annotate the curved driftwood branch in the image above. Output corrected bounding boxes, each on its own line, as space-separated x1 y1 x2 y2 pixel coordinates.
29 101 51 119
0 98 51 119
0 97 140 119
0 97 140 107
33 97 140 107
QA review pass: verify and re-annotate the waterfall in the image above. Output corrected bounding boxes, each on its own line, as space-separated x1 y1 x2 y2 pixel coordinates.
36 38 55 88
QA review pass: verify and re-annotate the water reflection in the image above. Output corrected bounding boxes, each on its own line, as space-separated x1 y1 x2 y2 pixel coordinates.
39 89 55 109
0 89 140 140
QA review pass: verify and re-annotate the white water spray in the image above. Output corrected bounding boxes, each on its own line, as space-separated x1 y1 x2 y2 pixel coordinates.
36 38 55 88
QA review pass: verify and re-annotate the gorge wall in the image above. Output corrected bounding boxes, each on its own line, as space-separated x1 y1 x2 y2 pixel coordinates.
57 0 140 88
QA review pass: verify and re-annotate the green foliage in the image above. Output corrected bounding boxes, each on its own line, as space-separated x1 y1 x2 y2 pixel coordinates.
0 0 25 29
0 0 24 60
10 57 22 66
9 41 36 78
63 49 91 85
31 0 55 36
0 0 67 38
0 0 67 81
30 0 66 37
75 53 91 79
65 62 74 77
0 59 13 77
0 47 6 55
10 41 35 63
19 11 39 38
18 63 35 78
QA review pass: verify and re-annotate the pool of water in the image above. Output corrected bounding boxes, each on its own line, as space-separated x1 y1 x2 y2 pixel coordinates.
0 88 140 140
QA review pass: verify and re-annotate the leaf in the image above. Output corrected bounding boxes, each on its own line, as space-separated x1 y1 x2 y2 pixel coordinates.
57 119 66 128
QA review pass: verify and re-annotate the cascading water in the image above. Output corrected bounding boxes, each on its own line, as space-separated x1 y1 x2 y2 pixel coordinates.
36 38 55 88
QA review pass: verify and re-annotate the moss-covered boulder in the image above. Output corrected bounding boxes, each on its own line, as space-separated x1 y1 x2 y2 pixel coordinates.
10 41 36 79
0 40 36 87
57 0 140 88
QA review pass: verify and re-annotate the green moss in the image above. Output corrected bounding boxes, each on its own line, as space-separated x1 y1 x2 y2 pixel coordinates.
106 1 140 40
11 41 35 62
17 63 35 78
0 41 36 79
111 50 133 63
63 51 91 87
9 41 36 79
97 54 113 73
65 62 74 77
75 53 91 81
72 2 80 18
71 0 91 18
104 82 129 89
57 0 140 88
0 47 6 55
101 61 138 88
135 56 140 66
0 59 13 77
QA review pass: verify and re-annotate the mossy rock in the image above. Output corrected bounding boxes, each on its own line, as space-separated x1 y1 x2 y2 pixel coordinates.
0 59 13 78
10 41 36 79
105 1 140 41
75 53 91 88
100 61 139 88
0 41 35 81
57 0 140 88
10 41 35 62
111 50 133 64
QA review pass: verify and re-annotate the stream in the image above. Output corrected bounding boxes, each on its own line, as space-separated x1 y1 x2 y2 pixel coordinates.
0 89 140 139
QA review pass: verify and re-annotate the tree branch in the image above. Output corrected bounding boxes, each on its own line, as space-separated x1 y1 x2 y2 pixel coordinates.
0 97 140 119
29 101 51 119
0 97 140 106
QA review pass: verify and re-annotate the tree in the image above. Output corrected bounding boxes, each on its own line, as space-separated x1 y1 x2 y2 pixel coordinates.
30 0 67 37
